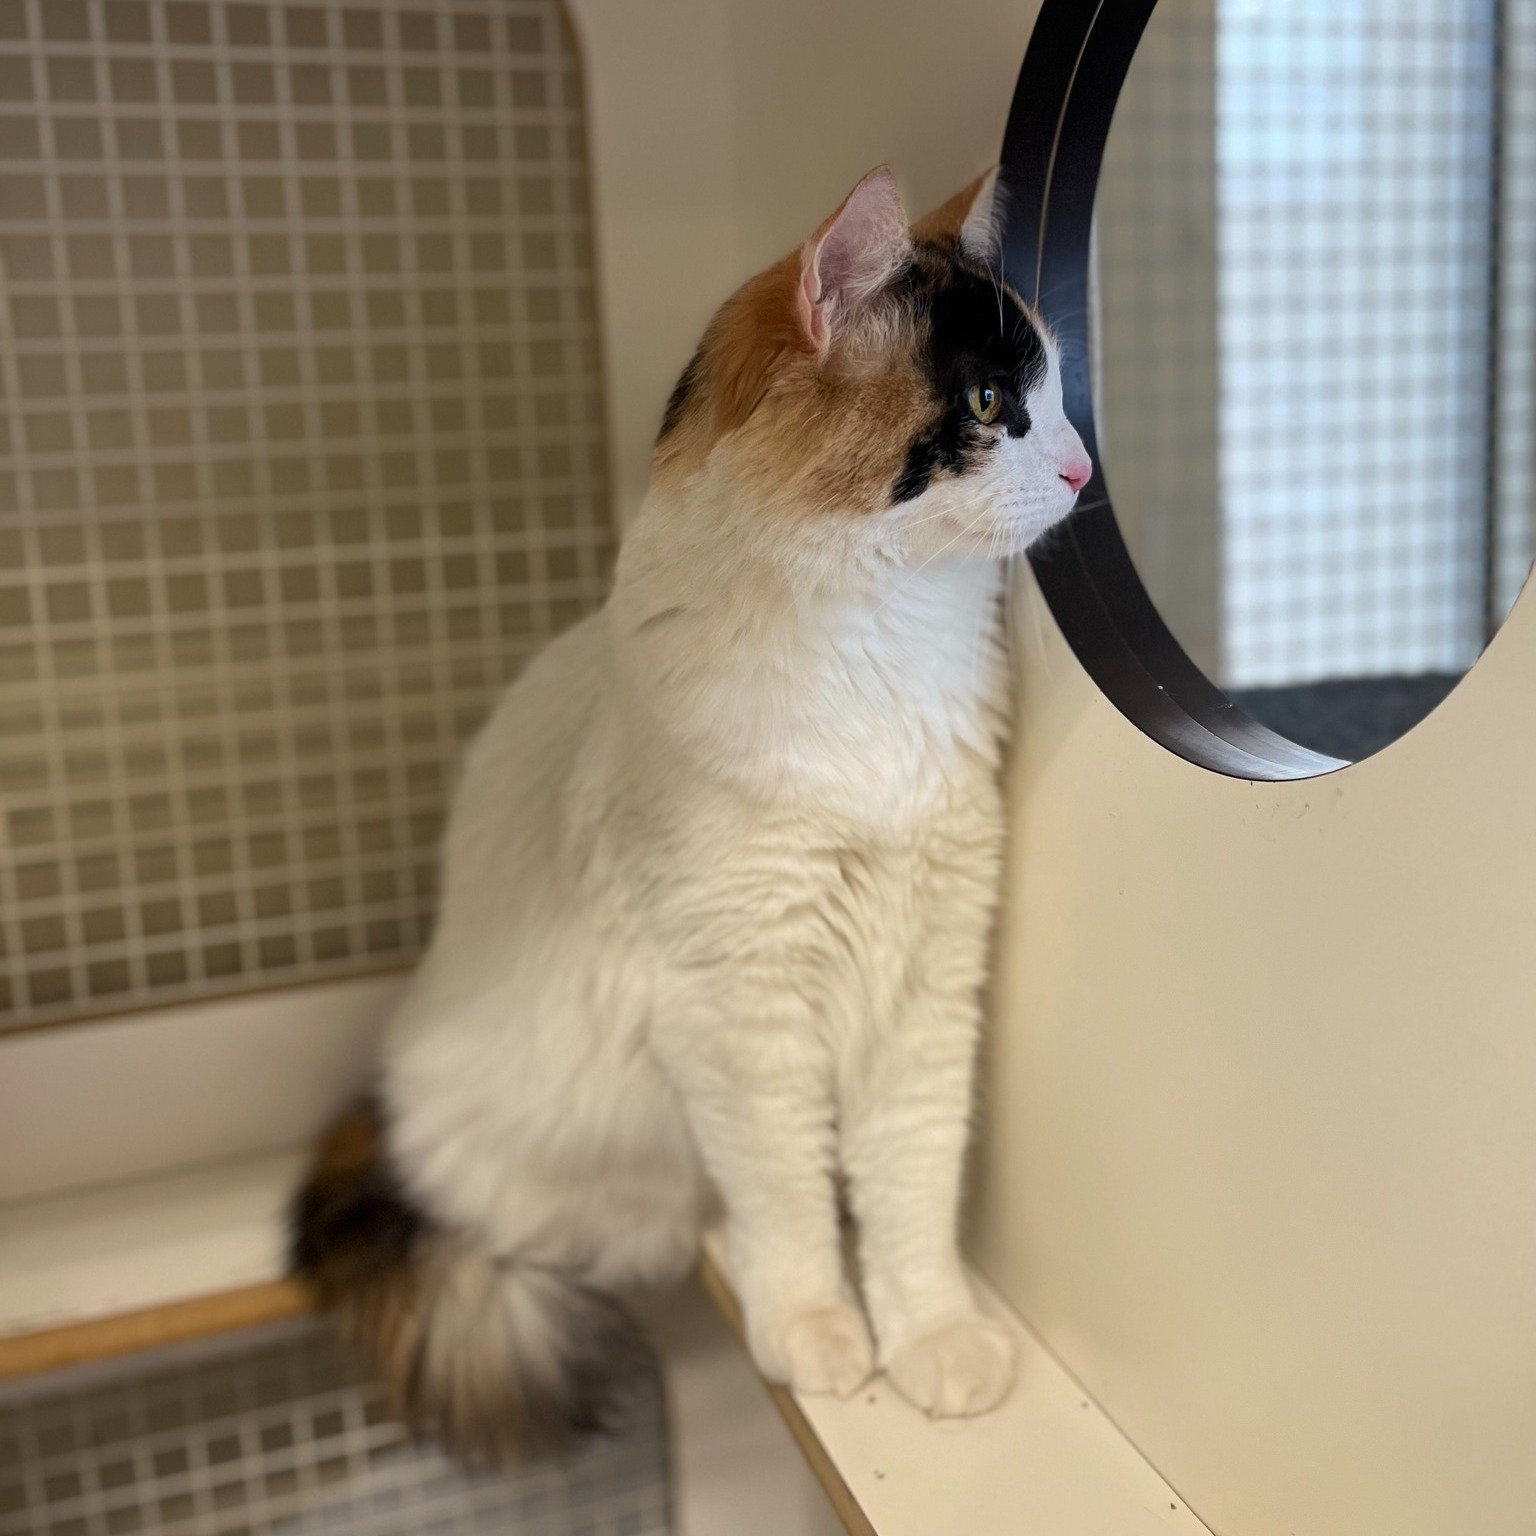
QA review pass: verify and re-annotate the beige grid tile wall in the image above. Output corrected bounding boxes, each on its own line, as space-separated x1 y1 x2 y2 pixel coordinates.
0 0 616 1031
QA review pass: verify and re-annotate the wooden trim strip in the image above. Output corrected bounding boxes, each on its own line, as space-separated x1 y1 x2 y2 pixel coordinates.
0 1280 315 1384
699 1254 878 1536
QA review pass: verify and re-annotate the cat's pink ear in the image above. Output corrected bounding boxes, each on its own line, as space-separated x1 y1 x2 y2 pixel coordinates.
797 166 911 355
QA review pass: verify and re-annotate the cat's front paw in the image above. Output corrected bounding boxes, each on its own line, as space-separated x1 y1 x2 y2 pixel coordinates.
749 1302 875 1398
885 1312 1016 1417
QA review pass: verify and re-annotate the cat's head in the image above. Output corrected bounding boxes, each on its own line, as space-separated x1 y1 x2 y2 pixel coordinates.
652 166 1091 563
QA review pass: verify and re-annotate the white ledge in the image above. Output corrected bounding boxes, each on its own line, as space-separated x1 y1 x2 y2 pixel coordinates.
702 1239 1213 1536
0 1150 306 1341
0 1151 1212 1535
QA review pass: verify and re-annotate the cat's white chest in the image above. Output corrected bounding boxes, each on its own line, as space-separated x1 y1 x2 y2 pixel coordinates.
777 613 1007 833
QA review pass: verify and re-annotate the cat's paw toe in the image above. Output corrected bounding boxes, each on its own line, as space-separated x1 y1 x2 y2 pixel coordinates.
752 1303 875 1398
885 1313 1016 1418
783 1305 876 1397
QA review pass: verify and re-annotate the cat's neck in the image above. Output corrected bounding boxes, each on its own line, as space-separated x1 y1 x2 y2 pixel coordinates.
606 493 1011 805
615 492 1006 680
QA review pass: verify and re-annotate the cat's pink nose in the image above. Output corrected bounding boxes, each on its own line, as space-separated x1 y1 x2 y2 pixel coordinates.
1059 453 1092 495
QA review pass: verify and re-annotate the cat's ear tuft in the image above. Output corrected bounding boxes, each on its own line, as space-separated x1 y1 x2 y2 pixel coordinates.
959 168 1004 262
797 166 911 355
913 168 1004 264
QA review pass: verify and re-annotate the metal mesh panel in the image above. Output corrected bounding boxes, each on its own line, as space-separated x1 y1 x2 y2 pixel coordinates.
1494 1 1536 621
0 1319 670 1536
0 0 616 1031
1094 0 1222 681
1099 0 1536 698
1215 0 1495 687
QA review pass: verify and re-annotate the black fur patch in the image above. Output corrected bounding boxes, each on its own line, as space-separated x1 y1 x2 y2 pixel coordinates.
523 1272 653 1440
888 244 1048 505
290 1095 426 1285
656 344 704 442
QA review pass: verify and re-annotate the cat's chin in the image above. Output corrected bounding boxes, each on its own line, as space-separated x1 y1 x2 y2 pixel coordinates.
1004 503 1083 555
892 514 1035 565
952 511 1068 561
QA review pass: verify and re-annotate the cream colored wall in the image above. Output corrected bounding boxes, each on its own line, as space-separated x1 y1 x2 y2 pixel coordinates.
568 0 1040 525
978 569 1536 1536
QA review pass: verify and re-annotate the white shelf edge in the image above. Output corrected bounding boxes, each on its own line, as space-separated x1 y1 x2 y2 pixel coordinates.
703 1235 1214 1536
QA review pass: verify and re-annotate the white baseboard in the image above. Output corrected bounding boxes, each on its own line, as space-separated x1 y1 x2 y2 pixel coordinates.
0 973 405 1206
0 1150 306 1340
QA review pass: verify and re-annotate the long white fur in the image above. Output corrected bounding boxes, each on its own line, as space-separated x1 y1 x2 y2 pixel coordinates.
381 176 1088 1418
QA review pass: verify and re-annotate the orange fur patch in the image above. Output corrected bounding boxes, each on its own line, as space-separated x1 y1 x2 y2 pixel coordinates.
313 1099 384 1179
652 251 935 513
652 170 1015 516
911 169 993 246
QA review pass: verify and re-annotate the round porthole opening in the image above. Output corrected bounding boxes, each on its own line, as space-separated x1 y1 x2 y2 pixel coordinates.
1002 0 1534 779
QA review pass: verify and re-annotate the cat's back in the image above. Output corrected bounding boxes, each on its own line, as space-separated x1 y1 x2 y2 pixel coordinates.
432 608 616 938
384 603 636 1064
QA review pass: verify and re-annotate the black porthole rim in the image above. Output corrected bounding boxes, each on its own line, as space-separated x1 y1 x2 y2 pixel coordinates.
1003 0 1349 781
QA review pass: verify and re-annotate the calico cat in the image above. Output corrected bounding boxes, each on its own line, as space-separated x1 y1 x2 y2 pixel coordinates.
293 165 1091 1457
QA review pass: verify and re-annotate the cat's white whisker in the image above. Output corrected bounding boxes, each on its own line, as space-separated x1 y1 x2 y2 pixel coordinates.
876 502 995 615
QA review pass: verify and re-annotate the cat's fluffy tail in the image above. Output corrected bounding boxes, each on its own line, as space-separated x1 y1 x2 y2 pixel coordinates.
290 1098 640 1462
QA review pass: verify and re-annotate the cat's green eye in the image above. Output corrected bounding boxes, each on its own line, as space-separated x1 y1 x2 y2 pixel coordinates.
967 380 1006 425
